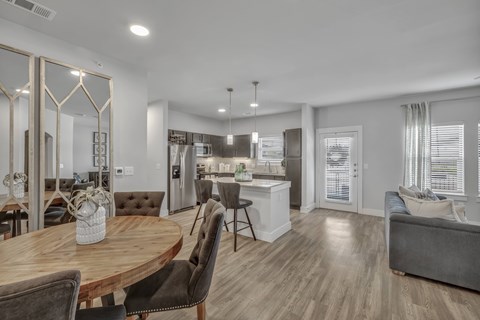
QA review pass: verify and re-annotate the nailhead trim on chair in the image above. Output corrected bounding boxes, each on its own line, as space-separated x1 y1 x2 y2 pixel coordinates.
125 295 208 316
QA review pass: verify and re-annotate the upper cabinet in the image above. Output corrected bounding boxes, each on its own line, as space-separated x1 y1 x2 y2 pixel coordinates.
235 135 253 158
192 133 210 144
210 135 224 157
284 128 302 158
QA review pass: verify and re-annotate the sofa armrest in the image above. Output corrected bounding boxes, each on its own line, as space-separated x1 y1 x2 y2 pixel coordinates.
389 213 480 291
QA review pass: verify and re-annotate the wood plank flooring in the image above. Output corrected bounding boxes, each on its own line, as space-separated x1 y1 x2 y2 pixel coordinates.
108 207 480 320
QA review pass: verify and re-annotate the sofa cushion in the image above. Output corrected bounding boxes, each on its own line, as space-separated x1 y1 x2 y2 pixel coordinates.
401 195 460 222
399 185 438 200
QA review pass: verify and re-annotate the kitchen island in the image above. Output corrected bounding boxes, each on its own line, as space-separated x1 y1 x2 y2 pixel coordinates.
210 177 291 242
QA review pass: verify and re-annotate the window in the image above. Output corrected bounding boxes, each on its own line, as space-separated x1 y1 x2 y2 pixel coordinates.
257 135 284 162
431 124 464 194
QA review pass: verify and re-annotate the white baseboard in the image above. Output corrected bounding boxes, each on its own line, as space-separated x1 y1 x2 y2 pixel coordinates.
361 208 384 218
236 221 292 243
300 202 316 213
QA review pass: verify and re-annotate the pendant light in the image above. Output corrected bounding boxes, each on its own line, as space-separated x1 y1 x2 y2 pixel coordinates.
251 81 259 144
227 88 234 145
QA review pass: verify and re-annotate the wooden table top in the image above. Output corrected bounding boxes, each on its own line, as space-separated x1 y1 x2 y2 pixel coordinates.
0 216 183 302
0 191 68 211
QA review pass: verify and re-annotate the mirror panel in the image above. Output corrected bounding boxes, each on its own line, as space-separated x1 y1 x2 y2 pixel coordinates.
0 44 34 234
40 58 113 227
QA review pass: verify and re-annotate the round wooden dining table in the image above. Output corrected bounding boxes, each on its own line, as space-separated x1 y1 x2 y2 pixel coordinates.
0 216 183 303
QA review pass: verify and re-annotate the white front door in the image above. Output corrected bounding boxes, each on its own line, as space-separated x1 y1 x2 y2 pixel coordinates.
318 130 360 213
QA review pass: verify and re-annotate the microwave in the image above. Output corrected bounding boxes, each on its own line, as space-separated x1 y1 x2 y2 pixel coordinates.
194 143 212 157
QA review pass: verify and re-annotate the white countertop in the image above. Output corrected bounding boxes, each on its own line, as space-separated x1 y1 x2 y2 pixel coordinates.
209 177 291 192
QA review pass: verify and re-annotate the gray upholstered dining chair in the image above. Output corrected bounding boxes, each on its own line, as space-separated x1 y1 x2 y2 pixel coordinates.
44 181 95 227
217 181 256 252
0 269 126 320
123 199 225 320
114 191 165 216
190 179 221 235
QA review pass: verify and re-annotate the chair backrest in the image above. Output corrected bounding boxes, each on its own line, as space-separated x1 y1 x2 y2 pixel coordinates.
114 192 165 216
0 270 80 320
45 178 76 192
194 179 214 204
188 199 225 302
70 181 95 198
61 182 96 224
216 182 240 209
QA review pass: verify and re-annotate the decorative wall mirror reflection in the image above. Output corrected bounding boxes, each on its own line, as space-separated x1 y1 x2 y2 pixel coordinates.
0 44 34 236
39 57 113 228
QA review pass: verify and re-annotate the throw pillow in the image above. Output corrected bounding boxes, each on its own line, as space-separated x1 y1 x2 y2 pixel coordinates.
398 185 421 198
423 188 439 201
455 205 467 223
401 195 461 222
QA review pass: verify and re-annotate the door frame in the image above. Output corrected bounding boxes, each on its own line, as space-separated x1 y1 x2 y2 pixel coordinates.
315 126 363 213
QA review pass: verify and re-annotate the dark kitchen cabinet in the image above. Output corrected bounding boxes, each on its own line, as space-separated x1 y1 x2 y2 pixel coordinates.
284 128 302 158
284 128 302 208
235 135 252 158
222 136 235 158
168 130 192 145
192 133 210 143
210 135 224 157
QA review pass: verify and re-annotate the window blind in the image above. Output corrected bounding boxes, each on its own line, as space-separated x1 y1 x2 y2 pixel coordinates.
258 135 284 162
431 124 464 194
324 137 351 202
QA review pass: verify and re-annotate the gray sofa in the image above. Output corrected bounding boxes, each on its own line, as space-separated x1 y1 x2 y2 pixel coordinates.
385 191 480 291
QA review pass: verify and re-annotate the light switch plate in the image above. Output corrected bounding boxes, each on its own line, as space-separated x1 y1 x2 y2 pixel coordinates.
125 166 134 176
114 167 124 176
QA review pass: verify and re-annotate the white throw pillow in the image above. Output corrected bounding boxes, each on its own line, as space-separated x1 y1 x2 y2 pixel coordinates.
398 185 421 198
402 195 461 222
455 205 467 223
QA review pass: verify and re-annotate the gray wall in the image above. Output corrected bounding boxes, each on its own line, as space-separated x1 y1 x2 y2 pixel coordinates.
315 85 480 221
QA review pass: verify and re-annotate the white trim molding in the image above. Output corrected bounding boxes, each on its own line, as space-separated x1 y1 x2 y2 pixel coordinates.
300 202 316 213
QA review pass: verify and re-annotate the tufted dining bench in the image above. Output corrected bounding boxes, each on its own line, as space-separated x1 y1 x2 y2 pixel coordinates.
114 192 165 216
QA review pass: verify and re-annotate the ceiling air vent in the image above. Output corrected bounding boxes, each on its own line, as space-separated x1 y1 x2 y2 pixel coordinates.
2 0 56 21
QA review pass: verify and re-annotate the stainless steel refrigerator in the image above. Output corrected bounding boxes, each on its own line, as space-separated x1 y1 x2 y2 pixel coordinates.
168 145 197 213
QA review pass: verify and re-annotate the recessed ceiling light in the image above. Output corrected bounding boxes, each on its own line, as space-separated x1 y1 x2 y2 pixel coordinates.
70 70 86 77
218 108 226 113
250 103 259 108
130 25 150 37
15 89 29 94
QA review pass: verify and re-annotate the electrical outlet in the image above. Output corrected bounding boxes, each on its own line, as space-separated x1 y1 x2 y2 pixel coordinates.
114 167 124 176
125 166 134 176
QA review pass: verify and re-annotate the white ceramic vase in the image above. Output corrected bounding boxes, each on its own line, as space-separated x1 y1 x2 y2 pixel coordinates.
75 201 106 245
13 182 25 199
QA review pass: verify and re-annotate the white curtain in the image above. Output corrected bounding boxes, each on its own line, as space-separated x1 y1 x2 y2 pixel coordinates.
403 102 431 190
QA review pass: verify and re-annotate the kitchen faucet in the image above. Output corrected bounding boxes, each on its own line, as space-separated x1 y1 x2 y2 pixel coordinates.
265 161 271 173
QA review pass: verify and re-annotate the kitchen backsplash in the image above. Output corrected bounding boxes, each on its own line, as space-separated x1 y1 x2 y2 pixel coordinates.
197 157 284 174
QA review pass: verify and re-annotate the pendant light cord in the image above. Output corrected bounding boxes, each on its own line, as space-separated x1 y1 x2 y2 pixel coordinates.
253 81 258 131
228 88 233 134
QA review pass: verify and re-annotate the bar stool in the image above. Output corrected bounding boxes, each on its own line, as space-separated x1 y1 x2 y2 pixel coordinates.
190 179 221 235
217 182 256 252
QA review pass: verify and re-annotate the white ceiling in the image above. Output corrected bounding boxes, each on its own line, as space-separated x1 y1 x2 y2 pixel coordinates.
0 0 479 120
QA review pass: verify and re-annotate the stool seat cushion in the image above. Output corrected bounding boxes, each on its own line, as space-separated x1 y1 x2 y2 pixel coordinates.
237 199 253 209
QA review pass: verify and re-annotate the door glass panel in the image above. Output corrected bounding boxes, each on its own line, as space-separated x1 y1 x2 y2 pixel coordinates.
324 136 352 203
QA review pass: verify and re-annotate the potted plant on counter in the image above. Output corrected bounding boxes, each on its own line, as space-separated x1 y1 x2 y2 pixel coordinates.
67 186 112 245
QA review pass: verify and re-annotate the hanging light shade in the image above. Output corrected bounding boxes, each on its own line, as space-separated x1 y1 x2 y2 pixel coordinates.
227 88 234 145
251 81 259 144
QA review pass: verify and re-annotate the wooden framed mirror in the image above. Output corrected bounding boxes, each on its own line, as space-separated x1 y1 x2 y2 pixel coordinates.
0 44 35 235
39 57 113 228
